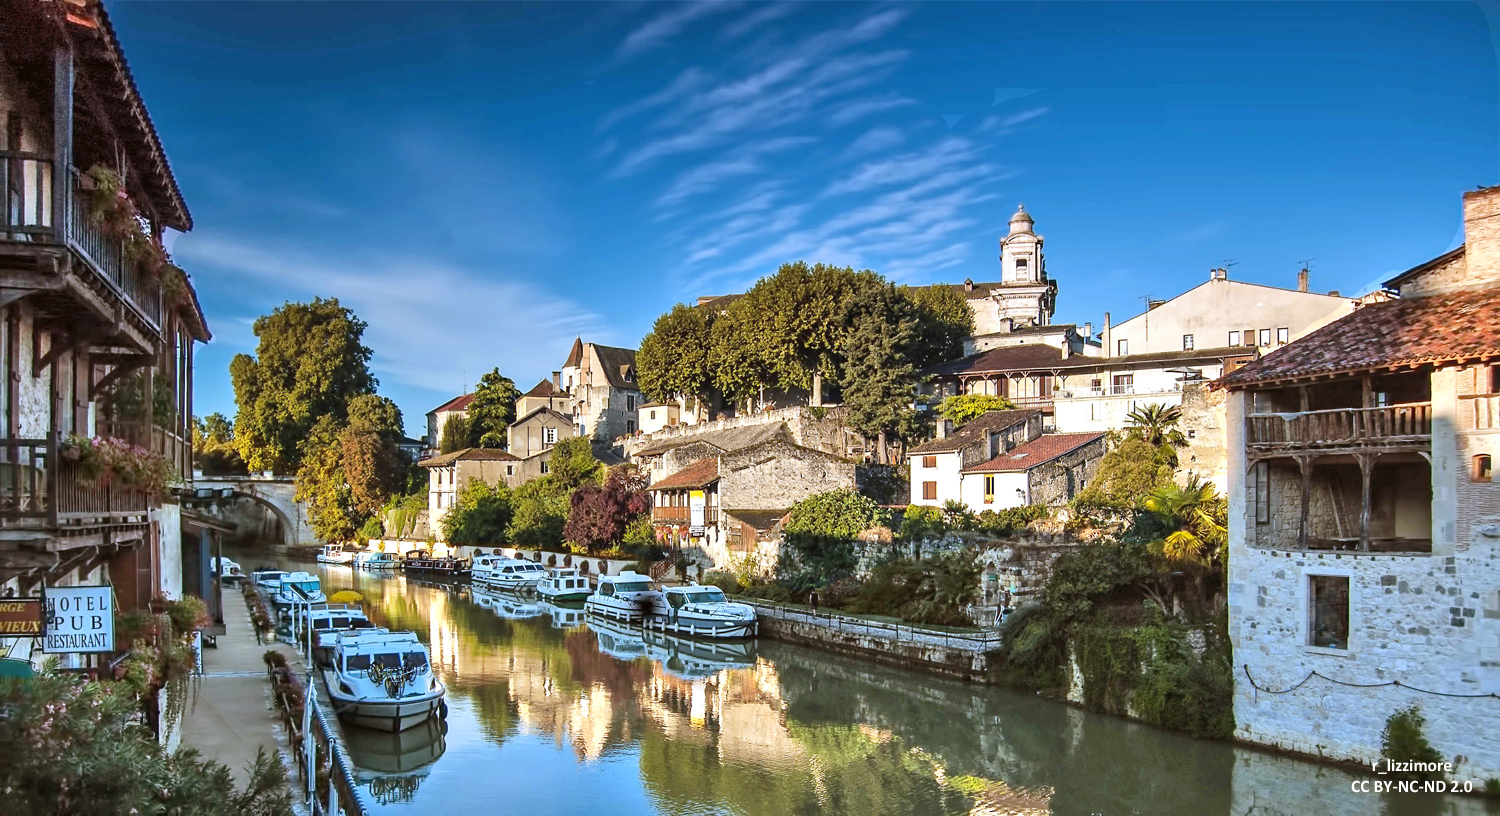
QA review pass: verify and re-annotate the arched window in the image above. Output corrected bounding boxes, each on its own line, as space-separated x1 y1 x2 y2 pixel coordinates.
1474 454 1493 483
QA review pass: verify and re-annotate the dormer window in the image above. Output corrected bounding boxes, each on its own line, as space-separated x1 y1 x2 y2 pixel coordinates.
1016 258 1028 269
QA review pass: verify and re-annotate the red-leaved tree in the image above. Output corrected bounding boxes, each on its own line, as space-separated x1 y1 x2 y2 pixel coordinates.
563 466 651 554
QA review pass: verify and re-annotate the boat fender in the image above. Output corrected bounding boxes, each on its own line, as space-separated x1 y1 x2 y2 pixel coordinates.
437 699 449 720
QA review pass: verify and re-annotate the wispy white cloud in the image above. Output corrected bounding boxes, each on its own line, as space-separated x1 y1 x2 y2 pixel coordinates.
618 1 743 59
655 137 812 207
827 93 918 126
720 3 797 40
823 137 984 196
841 126 906 160
175 234 607 396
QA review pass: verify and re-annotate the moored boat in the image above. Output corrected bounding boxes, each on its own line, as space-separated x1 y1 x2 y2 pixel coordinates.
583 571 663 623
355 551 402 571
317 544 357 565
251 569 287 596
471 555 547 589
275 571 327 606
536 568 590 603
643 584 757 639
297 603 375 665
214 557 244 585
402 550 470 581
325 629 446 732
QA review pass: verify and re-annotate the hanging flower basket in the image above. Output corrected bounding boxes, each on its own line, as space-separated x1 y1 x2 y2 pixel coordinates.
63 433 176 501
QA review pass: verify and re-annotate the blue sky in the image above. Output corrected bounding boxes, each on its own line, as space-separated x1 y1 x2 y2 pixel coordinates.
108 1 1498 437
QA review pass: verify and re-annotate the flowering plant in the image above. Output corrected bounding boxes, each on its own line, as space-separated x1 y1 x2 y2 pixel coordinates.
63 434 176 500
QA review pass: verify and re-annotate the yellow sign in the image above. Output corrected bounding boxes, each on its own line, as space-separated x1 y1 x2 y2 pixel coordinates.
0 599 43 636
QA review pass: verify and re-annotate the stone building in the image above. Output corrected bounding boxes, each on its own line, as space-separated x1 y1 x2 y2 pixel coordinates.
1216 186 1500 783
906 410 1044 507
0 0 212 673
419 447 520 529
959 432 1105 509
637 401 681 435
559 338 641 445
646 431 856 573
506 406 577 484
515 376 570 419
424 392 474 454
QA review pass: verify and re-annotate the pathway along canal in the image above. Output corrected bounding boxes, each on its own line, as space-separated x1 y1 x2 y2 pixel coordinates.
255 556 1485 816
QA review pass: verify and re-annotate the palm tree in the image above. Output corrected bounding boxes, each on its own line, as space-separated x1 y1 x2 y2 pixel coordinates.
1142 476 1227 565
1125 403 1188 448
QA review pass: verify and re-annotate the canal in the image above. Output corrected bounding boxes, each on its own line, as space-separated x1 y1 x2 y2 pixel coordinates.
257 558 1485 816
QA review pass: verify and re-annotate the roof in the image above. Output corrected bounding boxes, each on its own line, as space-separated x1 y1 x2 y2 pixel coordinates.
429 394 475 415
563 337 585 368
635 422 789 457
647 458 720 491
591 344 639 390
723 509 790 529
1216 287 1500 389
909 409 1041 455
921 345 1066 377
1111 277 1352 330
522 379 565 398
1383 246 1465 291
418 447 519 467
510 406 573 427
963 432 1105 473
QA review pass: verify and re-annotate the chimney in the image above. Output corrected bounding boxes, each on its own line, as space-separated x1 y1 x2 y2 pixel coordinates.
936 418 951 439
1102 312 1112 359
1297 268 1309 293
1328 290 1340 297
1148 299 1165 310
1210 267 1227 281
1463 186 1500 287
1083 321 1093 339
551 371 561 389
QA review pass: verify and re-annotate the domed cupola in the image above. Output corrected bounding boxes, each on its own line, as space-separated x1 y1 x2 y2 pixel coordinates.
1008 204 1034 235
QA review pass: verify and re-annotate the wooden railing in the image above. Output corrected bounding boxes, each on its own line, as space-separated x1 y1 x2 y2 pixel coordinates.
97 420 192 480
0 151 162 329
1462 393 1500 431
1246 402 1432 451
651 505 719 524
0 435 150 528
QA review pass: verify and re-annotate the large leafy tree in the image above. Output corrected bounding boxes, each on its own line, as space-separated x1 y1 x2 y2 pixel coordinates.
938 393 1017 426
231 298 375 474
341 395 405 516
191 412 247 476
507 438 602 549
838 282 919 464
444 478 514 545
439 414 470 454
563 466 651 554
637 303 716 407
465 369 520 449
905 284 974 367
294 415 358 542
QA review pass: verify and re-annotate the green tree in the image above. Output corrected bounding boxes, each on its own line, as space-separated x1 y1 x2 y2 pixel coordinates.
1142 476 1227 566
445 478 515 546
938 393 1017 426
439 413 470 454
508 477 569 549
838 282 918 464
780 489 888 590
230 298 376 473
1125 403 1188 449
638 303 717 407
294 415 358 542
904 284 974 367
336 395 405 517
1073 434 1177 513
547 436 603 491
465 369 520 448
192 412 247 476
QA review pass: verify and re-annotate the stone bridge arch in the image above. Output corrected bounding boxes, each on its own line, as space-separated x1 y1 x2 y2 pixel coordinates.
193 477 317 546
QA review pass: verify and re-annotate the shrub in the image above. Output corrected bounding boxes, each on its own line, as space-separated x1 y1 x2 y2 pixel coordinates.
1381 706 1445 781
165 595 211 635
702 570 741 593
842 550 982 626
358 515 385 541
897 505 945 542
976 504 1048 537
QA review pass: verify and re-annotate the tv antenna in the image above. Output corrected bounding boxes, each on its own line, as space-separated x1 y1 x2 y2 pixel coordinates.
1298 257 1316 270
1222 259 1239 272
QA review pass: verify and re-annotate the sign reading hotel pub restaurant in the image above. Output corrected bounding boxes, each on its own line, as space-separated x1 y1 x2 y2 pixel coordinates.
42 586 114 654
0 598 43 636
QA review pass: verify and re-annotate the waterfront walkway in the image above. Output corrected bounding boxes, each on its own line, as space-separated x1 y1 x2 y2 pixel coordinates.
179 587 302 786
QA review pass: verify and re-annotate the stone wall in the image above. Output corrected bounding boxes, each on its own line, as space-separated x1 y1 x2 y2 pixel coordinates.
976 539 1084 604
1026 435 1106 506
622 405 859 461
719 438 856 512
1179 382 1228 488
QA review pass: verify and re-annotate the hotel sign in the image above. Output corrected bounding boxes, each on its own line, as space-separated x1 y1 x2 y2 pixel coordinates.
43 586 114 654
0 599 43 636
689 490 706 528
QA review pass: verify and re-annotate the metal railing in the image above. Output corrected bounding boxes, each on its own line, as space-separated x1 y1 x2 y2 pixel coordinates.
741 598 1004 652
1462 393 1500 431
1057 383 1183 399
1246 402 1432 451
0 150 162 329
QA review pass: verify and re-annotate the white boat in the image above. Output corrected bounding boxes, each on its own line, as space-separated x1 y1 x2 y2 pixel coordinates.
471 556 547 590
583 571 663 623
642 628 759 680
642 584 757 639
471 585 544 619
275 571 327 606
355 551 402 571
325 630 446 732
536 568 591 603
297 603 375 666
214 557 244 584
317 544 357 565
538 599 587 630
251 570 287 595
585 612 650 662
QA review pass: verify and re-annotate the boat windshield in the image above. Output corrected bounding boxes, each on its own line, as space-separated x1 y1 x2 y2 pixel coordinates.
613 581 652 593
364 651 429 670
292 581 319 593
684 589 728 604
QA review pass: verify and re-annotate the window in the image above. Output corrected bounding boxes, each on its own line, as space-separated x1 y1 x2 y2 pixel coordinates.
541 461 550 474
1258 328 1272 347
1309 575 1350 650
1016 258 1028 269
983 475 995 504
1228 330 1240 346
627 395 636 411
627 420 636 434
1475 454 1493 483
1117 339 1128 356
1276 327 1290 344
1254 462 1270 524
506 465 514 477
922 481 937 501
1183 334 1194 351
649 410 656 420
1112 374 1134 395
1243 330 1256 347
543 427 557 444
922 456 936 468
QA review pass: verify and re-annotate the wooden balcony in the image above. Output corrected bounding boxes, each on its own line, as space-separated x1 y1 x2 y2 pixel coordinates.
652 506 718 525
1247 402 1432 455
0 151 162 331
0 435 150 532
97 420 192 485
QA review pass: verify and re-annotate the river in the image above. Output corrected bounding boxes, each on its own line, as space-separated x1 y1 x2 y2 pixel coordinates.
252 556 1485 816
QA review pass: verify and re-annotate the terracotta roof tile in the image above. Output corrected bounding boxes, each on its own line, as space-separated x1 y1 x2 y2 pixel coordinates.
962 432 1104 473
647 458 720 491
523 379 564 398
1216 288 1500 389
418 447 519 467
430 393 475 414
908 409 1041 455
920 345 1066 377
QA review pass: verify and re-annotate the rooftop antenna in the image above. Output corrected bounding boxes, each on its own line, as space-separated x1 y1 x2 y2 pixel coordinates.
1222 259 1238 272
1298 257 1316 271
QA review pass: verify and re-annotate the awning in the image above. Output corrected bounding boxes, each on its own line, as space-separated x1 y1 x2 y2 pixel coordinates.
0 658 34 678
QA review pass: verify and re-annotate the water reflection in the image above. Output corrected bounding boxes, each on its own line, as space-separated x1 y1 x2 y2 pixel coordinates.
257 557 1486 816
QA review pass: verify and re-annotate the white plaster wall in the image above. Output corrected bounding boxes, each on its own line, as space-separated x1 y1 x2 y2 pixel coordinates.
909 452 962 507
1053 391 1186 433
1110 278 1352 355
18 307 51 438
958 471 1029 510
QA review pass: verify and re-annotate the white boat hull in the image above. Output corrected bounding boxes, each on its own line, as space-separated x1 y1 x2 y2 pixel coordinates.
536 586 590 603
642 614 757 639
585 596 651 622
475 574 541 590
323 670 446 732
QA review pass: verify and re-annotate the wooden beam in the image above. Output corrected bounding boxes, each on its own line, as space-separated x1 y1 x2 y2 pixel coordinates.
1297 455 1313 550
1357 452 1375 553
52 44 73 241
0 548 61 570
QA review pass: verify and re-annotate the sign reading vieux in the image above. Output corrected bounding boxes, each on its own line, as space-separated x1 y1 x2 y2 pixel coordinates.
43 586 114 654
0 599 43 636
